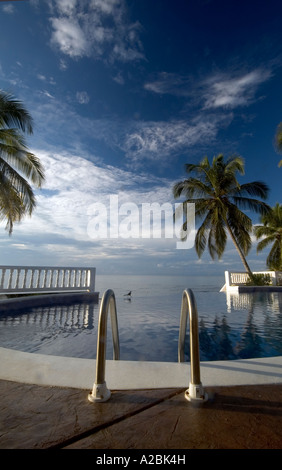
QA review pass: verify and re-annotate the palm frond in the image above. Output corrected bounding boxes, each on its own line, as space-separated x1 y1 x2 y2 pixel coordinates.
0 90 33 134
232 196 271 215
256 235 277 253
225 155 245 175
0 161 36 214
208 216 227 259
254 203 282 268
195 212 212 257
266 240 282 270
234 181 269 199
253 223 278 238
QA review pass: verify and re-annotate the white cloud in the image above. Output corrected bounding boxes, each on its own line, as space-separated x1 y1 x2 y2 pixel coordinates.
37 74 46 81
76 91 90 104
55 0 77 16
144 68 273 110
48 0 145 62
39 90 55 99
11 150 173 241
50 17 89 58
112 72 125 85
203 69 272 109
2 4 15 14
144 72 192 96
37 74 56 85
91 0 120 15
59 58 68 70
122 116 226 164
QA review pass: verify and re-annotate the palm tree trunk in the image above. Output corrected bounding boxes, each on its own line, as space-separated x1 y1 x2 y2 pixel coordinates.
225 222 254 281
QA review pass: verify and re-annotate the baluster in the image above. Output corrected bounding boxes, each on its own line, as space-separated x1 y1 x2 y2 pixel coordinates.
70 269 73 287
55 269 59 288
22 269 27 288
48 269 52 288
61 269 66 288
48 269 53 288
14 269 20 289
35 270 40 288
77 269 82 288
36 269 41 288
62 269 66 288
29 269 34 289
83 269 87 288
43 269 47 289
0 268 5 289
7 269 13 289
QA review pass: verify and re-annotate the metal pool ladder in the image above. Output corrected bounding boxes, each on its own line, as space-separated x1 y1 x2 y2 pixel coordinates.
88 289 120 403
178 289 208 403
89 287 207 404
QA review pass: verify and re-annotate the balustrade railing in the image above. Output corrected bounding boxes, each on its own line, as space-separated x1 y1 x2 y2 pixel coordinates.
221 270 282 292
0 266 96 294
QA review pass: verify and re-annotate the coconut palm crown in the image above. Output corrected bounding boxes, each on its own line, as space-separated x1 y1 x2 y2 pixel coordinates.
0 90 45 234
254 203 282 271
173 154 270 276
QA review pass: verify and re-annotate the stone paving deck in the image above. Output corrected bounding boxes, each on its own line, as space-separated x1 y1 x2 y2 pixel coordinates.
1 379 282 450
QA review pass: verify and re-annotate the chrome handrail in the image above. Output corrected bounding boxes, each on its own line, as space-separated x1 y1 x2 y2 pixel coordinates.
88 289 120 403
178 289 208 403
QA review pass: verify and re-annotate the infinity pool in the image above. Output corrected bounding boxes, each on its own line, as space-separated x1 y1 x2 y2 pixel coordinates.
0 275 282 362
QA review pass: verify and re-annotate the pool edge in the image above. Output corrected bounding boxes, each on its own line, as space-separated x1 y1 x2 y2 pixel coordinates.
0 347 282 390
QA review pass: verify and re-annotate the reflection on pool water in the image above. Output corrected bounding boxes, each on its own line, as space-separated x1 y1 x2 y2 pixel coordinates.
0 275 281 362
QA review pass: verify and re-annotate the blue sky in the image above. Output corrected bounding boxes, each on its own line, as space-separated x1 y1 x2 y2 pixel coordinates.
0 0 281 277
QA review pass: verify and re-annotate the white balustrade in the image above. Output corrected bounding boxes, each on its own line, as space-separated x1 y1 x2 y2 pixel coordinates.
221 270 282 292
0 266 96 294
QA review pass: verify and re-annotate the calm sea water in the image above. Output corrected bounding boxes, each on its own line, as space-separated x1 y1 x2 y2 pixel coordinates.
0 274 282 362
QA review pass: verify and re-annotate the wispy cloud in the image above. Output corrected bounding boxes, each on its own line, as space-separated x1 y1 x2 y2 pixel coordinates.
112 71 125 85
203 69 272 109
144 68 273 110
76 91 90 104
144 72 193 96
1 4 15 15
121 115 228 164
47 0 145 62
27 90 224 167
7 62 270 172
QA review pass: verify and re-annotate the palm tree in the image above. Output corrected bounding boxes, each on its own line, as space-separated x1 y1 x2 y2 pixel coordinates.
173 154 270 278
0 90 45 234
274 122 282 167
254 203 282 271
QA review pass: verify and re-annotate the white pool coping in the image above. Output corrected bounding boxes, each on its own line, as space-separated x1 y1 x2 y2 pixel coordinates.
1 347 282 390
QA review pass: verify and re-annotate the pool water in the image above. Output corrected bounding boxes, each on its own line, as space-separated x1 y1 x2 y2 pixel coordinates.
0 275 282 362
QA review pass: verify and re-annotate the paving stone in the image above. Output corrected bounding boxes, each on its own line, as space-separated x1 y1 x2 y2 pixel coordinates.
0 379 179 449
1 379 282 449
65 384 282 449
